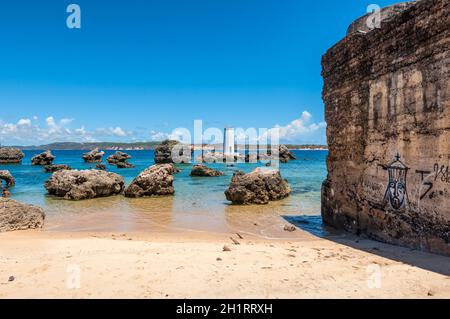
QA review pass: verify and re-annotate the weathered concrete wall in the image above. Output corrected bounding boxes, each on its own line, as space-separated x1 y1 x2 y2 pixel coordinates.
321 0 450 255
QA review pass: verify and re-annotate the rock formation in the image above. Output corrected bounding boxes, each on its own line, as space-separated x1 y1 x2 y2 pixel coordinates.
321 0 450 255
0 148 24 164
0 198 45 232
31 150 55 166
190 164 224 177
44 169 124 200
154 140 191 164
124 164 177 198
95 164 107 171
279 145 296 163
0 170 15 188
44 164 72 173
82 148 105 163
107 151 134 168
225 168 291 205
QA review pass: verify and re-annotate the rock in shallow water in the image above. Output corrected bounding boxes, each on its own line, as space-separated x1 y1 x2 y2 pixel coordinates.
0 148 24 164
82 148 105 163
125 164 177 198
107 151 134 168
0 170 15 188
225 168 291 205
0 198 45 232
154 140 191 164
44 169 124 200
44 164 72 173
31 150 55 166
190 164 224 177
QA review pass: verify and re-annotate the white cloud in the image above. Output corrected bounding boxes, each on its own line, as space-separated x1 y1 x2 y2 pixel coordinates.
110 127 126 137
0 117 131 145
17 118 32 127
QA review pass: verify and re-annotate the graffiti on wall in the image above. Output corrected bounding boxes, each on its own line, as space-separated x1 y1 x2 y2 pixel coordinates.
416 163 449 201
383 153 409 210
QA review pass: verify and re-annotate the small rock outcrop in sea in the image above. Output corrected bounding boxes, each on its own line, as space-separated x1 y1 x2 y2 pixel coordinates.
279 145 296 163
154 140 191 164
0 148 25 164
0 198 45 232
190 164 224 177
225 168 291 205
198 152 245 163
124 164 177 198
43 164 72 173
44 169 125 200
31 150 55 166
95 164 107 170
0 170 15 188
107 151 134 168
82 148 105 163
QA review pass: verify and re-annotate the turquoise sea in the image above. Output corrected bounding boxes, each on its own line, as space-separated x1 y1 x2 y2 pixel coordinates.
1 150 328 237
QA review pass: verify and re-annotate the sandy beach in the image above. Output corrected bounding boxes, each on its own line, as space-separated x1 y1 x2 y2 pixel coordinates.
1 228 449 299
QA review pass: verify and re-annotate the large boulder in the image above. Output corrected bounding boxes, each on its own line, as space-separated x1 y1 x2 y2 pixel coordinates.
279 145 296 163
44 164 72 173
0 148 24 164
0 198 45 232
44 169 124 200
190 164 224 177
125 164 177 198
82 148 104 163
107 151 134 168
31 150 55 166
225 168 291 205
154 140 191 164
0 170 15 188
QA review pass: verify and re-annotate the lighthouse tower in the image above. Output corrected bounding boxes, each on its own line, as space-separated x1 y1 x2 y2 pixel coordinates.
223 128 235 156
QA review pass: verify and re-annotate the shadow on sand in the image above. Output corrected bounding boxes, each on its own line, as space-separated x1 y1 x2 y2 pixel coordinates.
283 215 450 276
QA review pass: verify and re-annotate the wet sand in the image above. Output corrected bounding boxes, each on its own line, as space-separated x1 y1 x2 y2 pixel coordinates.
1 228 449 299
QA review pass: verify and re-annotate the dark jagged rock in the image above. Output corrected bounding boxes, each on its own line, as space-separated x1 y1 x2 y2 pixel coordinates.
124 164 177 198
107 151 134 168
321 0 450 255
116 161 134 169
95 164 107 171
0 170 15 188
279 145 296 163
154 140 191 164
190 164 224 177
31 150 55 166
44 164 72 173
82 148 105 163
0 198 45 232
44 169 124 200
0 148 24 164
225 168 291 205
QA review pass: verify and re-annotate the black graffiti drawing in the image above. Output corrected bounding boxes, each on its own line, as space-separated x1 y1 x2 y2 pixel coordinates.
384 153 409 210
433 164 449 183
416 169 433 200
415 163 449 201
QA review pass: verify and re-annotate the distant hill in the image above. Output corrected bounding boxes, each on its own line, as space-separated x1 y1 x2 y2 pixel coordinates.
10 142 328 151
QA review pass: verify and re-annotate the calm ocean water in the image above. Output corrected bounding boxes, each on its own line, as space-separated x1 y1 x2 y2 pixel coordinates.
1 150 328 236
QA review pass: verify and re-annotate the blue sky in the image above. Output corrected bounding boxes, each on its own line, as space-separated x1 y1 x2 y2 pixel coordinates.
0 0 401 145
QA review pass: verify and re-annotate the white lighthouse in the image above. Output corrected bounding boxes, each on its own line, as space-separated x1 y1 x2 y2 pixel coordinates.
223 128 235 156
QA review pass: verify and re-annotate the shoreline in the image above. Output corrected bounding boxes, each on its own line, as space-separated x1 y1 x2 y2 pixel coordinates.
1 228 449 299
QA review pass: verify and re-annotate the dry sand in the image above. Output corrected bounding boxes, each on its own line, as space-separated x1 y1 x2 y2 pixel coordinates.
0 229 449 299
